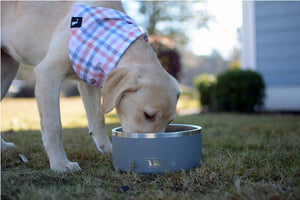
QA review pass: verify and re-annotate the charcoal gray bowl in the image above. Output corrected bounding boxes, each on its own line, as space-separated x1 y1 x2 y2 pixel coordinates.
112 124 202 174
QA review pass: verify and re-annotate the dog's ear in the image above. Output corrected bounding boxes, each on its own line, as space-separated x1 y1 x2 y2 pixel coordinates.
101 67 141 114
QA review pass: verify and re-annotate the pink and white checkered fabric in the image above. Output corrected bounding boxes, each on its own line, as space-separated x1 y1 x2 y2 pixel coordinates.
69 4 145 87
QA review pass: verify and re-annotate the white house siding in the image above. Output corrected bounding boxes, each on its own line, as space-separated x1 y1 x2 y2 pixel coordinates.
242 1 300 111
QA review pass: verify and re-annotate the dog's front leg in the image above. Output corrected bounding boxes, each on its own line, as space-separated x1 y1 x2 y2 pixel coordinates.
78 82 112 153
34 63 81 172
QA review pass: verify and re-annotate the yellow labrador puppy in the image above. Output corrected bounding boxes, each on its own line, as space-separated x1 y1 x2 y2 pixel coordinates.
1 1 181 172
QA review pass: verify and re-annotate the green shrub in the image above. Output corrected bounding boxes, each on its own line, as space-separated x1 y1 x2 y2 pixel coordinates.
194 74 217 107
212 69 265 112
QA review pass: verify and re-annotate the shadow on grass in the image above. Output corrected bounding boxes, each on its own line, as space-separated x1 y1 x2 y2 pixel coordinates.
2 113 300 172
1 113 300 199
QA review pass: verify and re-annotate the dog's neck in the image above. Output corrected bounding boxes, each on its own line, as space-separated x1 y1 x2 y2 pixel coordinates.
118 36 161 69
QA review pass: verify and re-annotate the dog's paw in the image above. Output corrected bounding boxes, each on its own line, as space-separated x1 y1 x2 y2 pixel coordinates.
51 161 82 172
99 142 112 153
92 135 112 153
1 139 18 150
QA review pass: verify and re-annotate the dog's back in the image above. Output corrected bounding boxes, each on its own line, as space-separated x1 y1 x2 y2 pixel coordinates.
1 1 125 66
2 2 75 66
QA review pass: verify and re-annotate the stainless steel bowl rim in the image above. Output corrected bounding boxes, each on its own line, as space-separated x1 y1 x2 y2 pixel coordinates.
112 124 202 138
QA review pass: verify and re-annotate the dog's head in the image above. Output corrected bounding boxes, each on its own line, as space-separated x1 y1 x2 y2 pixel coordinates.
101 36 181 133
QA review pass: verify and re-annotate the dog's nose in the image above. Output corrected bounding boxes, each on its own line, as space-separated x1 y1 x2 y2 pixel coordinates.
144 111 156 122
143 106 158 123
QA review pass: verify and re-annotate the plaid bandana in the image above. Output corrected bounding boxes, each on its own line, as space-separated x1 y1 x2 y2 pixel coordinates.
69 4 146 87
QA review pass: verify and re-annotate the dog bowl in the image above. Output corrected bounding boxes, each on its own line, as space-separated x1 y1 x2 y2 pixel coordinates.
112 124 202 173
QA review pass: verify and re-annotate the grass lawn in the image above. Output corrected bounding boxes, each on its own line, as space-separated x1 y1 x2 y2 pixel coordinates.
1 97 300 199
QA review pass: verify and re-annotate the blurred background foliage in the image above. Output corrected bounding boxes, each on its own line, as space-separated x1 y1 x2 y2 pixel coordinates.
138 1 212 45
